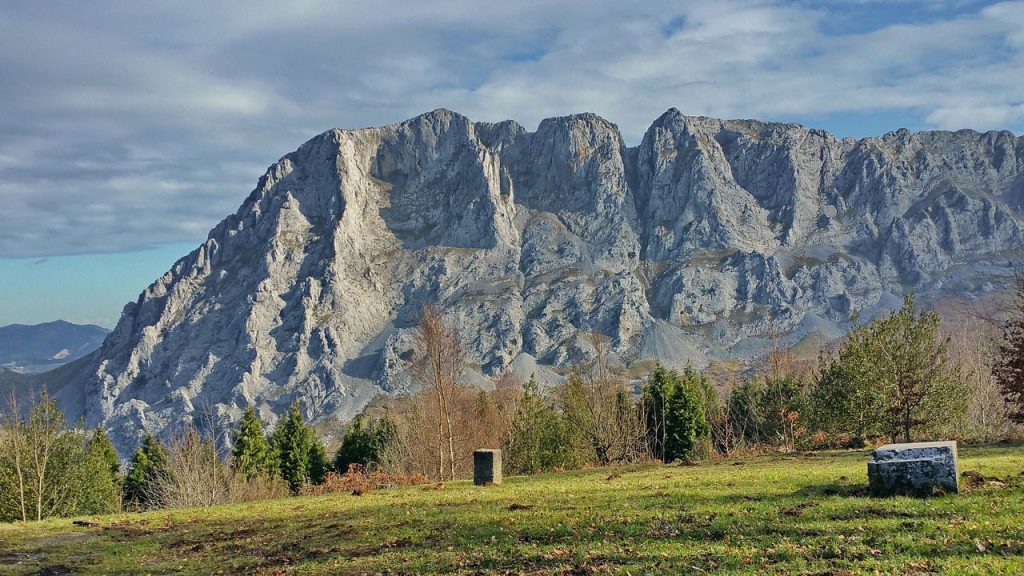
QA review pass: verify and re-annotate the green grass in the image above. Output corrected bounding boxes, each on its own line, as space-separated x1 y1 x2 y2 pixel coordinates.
1 446 1022 575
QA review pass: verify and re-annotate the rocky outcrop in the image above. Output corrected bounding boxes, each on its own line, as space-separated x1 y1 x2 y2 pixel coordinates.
55 109 1022 453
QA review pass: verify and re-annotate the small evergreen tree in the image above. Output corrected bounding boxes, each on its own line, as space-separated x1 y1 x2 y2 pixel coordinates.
309 439 329 485
76 430 122 515
643 366 710 462
123 434 169 509
87 428 121 481
874 295 964 442
271 401 328 492
505 376 577 474
641 366 672 461
334 415 398 474
809 295 965 443
664 367 711 461
231 407 276 480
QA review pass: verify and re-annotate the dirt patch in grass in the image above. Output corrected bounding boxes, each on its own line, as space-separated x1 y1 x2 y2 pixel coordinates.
28 565 76 576
962 469 1020 490
30 532 96 547
780 500 816 517
0 551 40 566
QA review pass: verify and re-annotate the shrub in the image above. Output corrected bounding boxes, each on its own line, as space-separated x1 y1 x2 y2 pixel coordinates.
300 465 429 497
334 415 398 474
0 395 121 521
504 376 578 475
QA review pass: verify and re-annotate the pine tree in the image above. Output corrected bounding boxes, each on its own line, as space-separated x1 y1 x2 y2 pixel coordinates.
231 407 276 480
641 366 671 461
123 434 169 509
505 375 577 474
670 368 712 461
994 279 1024 423
271 401 328 492
334 415 398 474
309 439 329 485
874 295 963 442
643 366 710 462
76 429 122 515
810 294 964 443
87 428 121 480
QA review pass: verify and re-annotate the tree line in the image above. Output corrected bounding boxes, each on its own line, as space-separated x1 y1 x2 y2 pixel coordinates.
3 292 1023 522
0 397 330 521
337 295 1022 480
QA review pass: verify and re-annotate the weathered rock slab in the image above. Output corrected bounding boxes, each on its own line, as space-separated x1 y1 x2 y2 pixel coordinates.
474 449 502 486
868 441 959 496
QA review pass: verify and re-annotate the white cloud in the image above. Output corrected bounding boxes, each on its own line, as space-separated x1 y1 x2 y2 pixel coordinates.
0 0 1021 257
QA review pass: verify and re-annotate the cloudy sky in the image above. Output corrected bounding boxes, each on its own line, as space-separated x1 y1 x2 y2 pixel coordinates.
2 0 1023 327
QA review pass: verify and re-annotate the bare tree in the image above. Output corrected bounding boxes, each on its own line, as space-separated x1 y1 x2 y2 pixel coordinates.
993 274 1024 423
491 372 523 452
0 394 28 522
0 392 86 521
764 319 794 382
410 304 465 482
150 426 230 509
560 334 647 466
946 317 1019 440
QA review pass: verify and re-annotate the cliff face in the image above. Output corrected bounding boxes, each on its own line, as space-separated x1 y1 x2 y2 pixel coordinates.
63 109 1023 451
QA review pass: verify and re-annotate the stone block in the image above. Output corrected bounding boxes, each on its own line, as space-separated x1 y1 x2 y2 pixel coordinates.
474 449 502 486
867 441 959 496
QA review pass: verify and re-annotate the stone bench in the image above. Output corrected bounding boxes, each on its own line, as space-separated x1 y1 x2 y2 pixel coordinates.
474 449 502 486
867 441 959 496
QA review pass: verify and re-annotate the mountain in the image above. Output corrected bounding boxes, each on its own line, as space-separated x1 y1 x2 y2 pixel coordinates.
0 320 109 374
36 109 1022 453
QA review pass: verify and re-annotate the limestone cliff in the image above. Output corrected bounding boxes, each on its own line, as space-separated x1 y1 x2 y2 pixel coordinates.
55 109 1022 452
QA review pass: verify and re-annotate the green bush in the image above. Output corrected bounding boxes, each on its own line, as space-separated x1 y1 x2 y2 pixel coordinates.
334 415 398 474
505 376 578 474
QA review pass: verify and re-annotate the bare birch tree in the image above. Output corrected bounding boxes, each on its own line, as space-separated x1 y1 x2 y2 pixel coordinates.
0 392 110 521
0 394 28 522
410 304 465 482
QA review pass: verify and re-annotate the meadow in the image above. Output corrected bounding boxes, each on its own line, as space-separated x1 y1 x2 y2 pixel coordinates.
1 445 1022 575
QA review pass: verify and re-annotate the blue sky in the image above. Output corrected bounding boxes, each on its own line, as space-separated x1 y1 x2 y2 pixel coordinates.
2 0 1023 327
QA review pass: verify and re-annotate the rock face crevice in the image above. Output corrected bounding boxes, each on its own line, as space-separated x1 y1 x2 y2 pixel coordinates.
62 109 1023 453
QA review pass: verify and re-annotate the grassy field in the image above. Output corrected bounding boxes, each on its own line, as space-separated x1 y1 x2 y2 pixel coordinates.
1 445 1022 575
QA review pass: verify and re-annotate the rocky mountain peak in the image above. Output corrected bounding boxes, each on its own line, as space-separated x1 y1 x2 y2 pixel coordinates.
44 109 1023 454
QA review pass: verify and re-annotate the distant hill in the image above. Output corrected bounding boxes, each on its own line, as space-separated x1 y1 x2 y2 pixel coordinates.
0 321 109 373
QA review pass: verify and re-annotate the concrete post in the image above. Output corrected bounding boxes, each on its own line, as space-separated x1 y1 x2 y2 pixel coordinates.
473 449 502 485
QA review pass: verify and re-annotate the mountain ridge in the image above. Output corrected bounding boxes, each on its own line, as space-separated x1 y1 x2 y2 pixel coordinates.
0 321 109 374
30 108 1022 454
